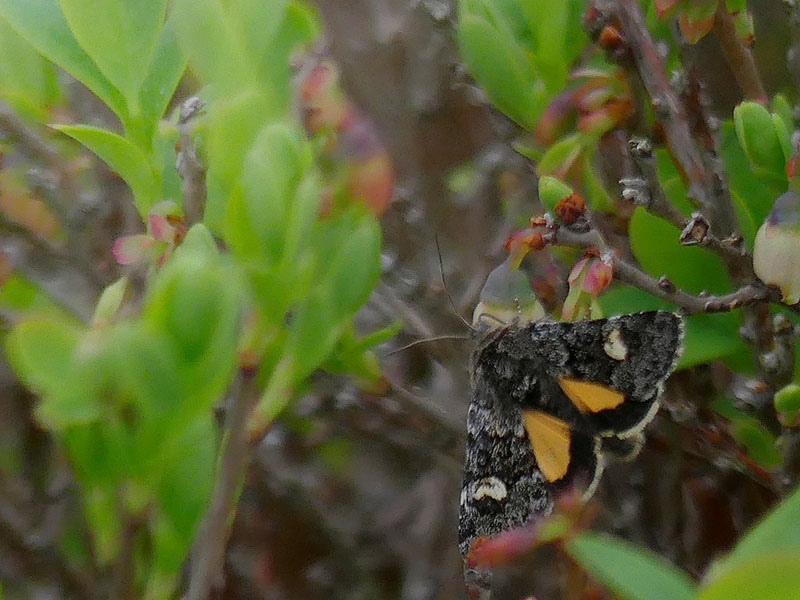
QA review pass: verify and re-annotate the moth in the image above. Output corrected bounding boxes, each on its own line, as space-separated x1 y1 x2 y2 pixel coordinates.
458 309 683 556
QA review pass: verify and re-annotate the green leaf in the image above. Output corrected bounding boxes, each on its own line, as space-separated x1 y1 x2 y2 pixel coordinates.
771 94 794 133
720 121 780 232
537 134 584 178
155 416 215 544
173 0 255 93
699 553 800 600
236 121 310 261
566 532 696 600
729 417 781 468
323 215 382 319
0 0 126 117
144 225 240 408
58 0 167 112
538 175 575 213
139 17 186 131
520 0 571 91
82 486 120 565
713 484 800 576
287 289 342 380
775 383 800 422
733 102 788 187
458 15 538 129
679 313 746 369
53 124 158 217
92 277 128 327
5 318 80 398
0 17 61 116
204 90 271 232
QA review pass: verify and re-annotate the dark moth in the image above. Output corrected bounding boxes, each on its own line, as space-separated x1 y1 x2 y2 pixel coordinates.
458 310 683 555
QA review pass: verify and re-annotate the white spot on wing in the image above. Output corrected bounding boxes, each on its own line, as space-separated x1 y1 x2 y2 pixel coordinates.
472 477 508 501
604 328 628 361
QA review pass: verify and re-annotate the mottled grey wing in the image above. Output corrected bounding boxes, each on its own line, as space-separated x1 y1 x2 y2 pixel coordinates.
481 310 683 437
458 383 551 556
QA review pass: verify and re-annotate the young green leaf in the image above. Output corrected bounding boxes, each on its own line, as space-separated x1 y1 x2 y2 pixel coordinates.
458 15 538 129
172 0 254 92
698 553 800 600
53 124 159 217
5 318 80 398
0 0 127 117
58 0 168 112
322 214 382 319
733 102 788 187
711 484 800 577
720 122 781 232
138 17 186 133
92 277 128 328
0 17 61 117
566 532 697 600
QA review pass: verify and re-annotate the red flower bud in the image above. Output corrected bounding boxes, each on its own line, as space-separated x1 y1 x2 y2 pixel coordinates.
555 193 586 225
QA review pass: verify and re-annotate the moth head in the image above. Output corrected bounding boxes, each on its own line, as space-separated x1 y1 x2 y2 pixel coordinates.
473 262 546 329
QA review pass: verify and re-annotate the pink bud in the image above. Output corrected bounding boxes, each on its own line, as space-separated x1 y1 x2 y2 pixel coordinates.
148 214 175 242
562 254 614 320
582 255 614 296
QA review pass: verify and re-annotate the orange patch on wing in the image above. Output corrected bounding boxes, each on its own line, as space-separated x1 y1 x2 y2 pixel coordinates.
558 377 625 413
522 410 571 482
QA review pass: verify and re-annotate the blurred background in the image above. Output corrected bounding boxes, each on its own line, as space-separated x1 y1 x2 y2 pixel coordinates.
1 1 798 599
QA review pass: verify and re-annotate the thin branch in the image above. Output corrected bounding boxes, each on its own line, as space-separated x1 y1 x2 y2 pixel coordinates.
590 0 740 240
713 1 767 102
0 100 61 164
177 97 207 225
186 369 261 600
548 224 777 315
624 138 751 272
111 509 139 600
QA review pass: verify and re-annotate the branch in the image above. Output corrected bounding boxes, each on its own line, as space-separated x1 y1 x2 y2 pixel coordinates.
547 224 778 315
0 100 61 164
186 369 260 600
713 2 767 102
177 97 207 225
624 138 751 272
589 0 739 240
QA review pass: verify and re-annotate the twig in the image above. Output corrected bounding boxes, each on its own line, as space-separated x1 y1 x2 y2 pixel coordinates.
111 509 139 600
624 138 750 272
548 224 777 315
177 97 207 225
590 0 739 239
0 100 61 165
186 369 260 600
713 2 767 102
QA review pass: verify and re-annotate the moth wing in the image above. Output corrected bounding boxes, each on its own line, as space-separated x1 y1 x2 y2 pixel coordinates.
532 310 683 437
459 390 599 555
458 386 550 556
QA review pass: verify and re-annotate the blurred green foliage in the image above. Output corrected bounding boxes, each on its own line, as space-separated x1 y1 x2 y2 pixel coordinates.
0 0 386 596
566 484 800 600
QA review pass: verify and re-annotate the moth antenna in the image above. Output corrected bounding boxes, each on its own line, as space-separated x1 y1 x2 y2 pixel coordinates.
435 234 477 332
384 334 471 357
